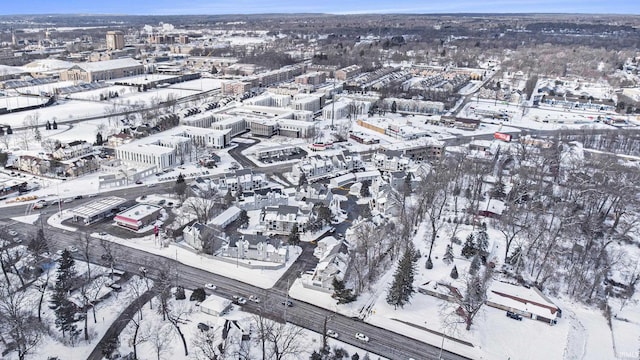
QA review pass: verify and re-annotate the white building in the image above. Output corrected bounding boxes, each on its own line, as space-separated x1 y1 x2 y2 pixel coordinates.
210 116 247 137
372 151 412 173
210 206 242 228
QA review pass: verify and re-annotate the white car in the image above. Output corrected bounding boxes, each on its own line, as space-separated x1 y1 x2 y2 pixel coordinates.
8 230 18 236
139 266 148 273
204 283 217 290
248 295 261 303
326 329 339 338
68 246 79 253
55 249 64 256
355 333 369 342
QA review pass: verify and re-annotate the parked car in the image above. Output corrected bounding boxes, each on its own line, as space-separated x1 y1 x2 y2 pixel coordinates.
233 296 247 305
139 266 148 274
68 246 79 253
135 180 143 185
355 333 369 342
204 283 217 290
249 295 261 303
326 329 339 338
74 195 83 200
197 322 210 332
62 198 73 203
506 311 523 321
8 230 18 237
281 300 294 307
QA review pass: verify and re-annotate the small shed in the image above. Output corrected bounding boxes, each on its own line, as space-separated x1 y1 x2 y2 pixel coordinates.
200 295 232 317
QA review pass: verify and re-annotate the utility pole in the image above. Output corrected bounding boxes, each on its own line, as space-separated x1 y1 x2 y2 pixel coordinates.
331 81 336 130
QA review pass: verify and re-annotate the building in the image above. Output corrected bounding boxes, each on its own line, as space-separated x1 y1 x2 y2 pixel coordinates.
335 65 361 80
254 145 301 161
115 126 229 171
221 234 288 264
105 31 125 50
52 140 93 160
295 71 327 86
114 204 163 231
182 222 226 253
485 281 561 325
237 188 289 211
210 116 247 138
261 205 308 234
210 206 242 228
373 151 412 173
60 58 143 82
68 196 127 225
200 296 232 317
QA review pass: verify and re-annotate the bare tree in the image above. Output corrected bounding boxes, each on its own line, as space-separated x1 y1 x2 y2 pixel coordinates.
455 264 493 330
256 318 306 360
147 321 175 360
161 295 192 356
0 287 45 360
183 185 222 224
191 323 227 360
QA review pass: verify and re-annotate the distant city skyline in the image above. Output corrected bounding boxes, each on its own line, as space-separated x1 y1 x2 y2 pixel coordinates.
1 0 639 16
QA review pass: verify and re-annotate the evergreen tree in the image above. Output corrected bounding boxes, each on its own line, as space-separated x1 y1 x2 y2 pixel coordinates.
190 288 206 302
491 179 506 199
51 250 78 338
298 172 307 187
450 265 459 279
359 180 371 197
386 245 416 309
52 121 57 130
332 278 356 304
174 286 186 300
403 173 412 197
461 234 476 258
425 256 433 269
361 205 372 219
28 228 49 255
391 101 397 113
6 125 12 134
469 254 481 275
475 224 489 255
223 189 234 207
174 173 187 198
288 224 300 246
95 132 103 145
443 244 454 265
34 127 42 141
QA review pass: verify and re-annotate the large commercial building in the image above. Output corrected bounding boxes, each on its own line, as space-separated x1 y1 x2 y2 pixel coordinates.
115 126 230 171
114 204 163 231
105 31 125 50
60 58 143 82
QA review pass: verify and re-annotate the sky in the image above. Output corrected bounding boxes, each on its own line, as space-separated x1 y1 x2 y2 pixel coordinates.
1 0 638 16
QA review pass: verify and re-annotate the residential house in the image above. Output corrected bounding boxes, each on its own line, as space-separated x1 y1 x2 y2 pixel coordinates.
260 205 309 234
221 234 288 264
16 155 50 176
237 188 289 211
52 140 93 160
305 236 349 292
182 222 226 253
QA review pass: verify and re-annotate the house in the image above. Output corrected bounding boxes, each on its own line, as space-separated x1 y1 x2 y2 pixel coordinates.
15 155 50 176
373 150 411 173
214 169 269 194
304 236 349 293
52 140 93 160
182 222 226 253
220 234 288 263
237 188 289 211
260 205 308 234
485 281 562 325
298 183 334 205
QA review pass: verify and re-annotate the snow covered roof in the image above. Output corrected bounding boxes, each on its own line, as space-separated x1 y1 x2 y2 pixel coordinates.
210 206 242 227
200 295 232 313
22 59 75 72
487 281 560 320
0 64 26 75
116 203 162 221
70 58 142 72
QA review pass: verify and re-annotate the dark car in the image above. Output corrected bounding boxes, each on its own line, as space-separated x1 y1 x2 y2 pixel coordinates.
197 322 210 332
281 300 294 307
506 311 523 321
74 195 83 200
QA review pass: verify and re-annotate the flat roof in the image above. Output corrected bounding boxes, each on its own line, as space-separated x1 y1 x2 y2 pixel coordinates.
116 203 162 221
69 196 127 219
210 206 242 227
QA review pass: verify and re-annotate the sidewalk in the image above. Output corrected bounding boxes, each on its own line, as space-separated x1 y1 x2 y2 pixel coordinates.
86 288 156 360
